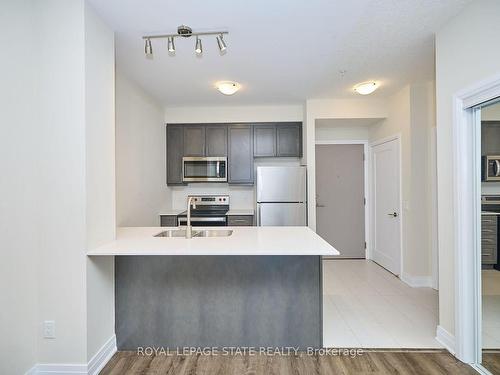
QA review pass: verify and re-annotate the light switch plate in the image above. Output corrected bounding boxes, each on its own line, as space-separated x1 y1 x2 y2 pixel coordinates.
43 320 55 339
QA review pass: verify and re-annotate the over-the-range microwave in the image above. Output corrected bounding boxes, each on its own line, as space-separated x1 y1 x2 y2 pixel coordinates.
182 156 227 182
483 155 500 182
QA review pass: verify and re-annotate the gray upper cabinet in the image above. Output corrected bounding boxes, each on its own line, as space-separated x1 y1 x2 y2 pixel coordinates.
253 122 302 157
277 123 302 157
166 125 185 185
206 125 227 156
228 125 254 184
254 124 276 157
183 125 205 156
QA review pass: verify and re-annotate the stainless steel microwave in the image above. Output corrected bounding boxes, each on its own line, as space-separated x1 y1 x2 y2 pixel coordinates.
182 156 227 182
483 155 500 181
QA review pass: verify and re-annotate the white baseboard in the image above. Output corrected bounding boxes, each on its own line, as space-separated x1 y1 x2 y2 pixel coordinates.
401 273 433 288
87 335 117 375
436 325 455 355
35 363 87 375
26 335 116 375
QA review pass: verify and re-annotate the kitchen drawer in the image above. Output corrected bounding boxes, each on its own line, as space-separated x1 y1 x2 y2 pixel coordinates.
160 215 178 227
482 216 497 225
227 215 254 226
482 246 498 264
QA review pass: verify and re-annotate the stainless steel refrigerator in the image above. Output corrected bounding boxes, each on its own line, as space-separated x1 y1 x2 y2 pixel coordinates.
256 166 307 226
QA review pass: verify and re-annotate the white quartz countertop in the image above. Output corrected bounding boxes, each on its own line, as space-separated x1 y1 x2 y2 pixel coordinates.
226 209 254 216
87 226 339 256
159 210 184 216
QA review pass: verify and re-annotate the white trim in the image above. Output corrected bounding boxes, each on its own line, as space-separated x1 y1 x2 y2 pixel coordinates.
436 325 456 355
314 140 370 259
369 134 403 276
87 335 117 375
25 365 38 375
26 335 116 375
452 73 500 365
35 363 87 375
400 273 433 288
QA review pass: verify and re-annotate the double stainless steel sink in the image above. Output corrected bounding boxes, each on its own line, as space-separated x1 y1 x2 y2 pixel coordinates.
154 229 233 238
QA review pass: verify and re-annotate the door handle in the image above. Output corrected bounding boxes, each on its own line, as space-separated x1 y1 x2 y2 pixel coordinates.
387 212 398 217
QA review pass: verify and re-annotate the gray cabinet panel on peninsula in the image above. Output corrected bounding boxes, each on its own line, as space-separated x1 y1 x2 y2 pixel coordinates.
166 122 302 186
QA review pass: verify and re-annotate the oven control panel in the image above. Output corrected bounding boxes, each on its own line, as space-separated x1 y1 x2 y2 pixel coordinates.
188 195 229 206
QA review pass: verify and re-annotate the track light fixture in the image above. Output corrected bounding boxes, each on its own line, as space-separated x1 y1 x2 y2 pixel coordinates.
144 39 153 55
167 37 175 54
216 34 227 53
195 36 202 55
142 25 228 57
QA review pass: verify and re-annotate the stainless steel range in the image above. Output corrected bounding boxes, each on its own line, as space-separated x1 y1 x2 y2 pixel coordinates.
177 194 229 227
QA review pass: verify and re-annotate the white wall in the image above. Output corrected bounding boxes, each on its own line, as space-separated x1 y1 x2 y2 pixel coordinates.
369 83 436 281
0 1 39 373
35 0 88 364
0 1 117 371
315 119 378 142
116 72 170 226
435 0 500 335
84 1 116 362
165 105 304 210
304 98 388 230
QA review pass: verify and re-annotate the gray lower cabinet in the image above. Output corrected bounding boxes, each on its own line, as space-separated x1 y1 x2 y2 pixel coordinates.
254 124 276 157
228 125 254 184
166 125 185 185
227 215 254 226
482 215 498 265
277 123 302 157
160 215 178 227
205 125 227 156
183 125 206 156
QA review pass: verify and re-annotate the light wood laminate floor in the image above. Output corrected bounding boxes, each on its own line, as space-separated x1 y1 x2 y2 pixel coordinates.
100 350 476 375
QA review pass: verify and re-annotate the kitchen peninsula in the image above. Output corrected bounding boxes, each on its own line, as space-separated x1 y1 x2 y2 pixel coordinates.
88 226 338 350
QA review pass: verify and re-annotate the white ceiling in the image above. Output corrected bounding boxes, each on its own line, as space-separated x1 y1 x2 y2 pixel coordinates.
88 0 471 106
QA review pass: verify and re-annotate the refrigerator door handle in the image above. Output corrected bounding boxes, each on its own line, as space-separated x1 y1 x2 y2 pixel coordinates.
257 203 261 226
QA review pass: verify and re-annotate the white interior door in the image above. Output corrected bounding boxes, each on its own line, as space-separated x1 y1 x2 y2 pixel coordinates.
371 138 401 275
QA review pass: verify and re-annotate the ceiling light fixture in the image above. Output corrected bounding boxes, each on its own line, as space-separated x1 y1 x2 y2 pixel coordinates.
216 81 241 96
216 34 227 53
195 36 202 55
167 37 175 54
142 25 228 57
354 81 379 95
144 39 153 55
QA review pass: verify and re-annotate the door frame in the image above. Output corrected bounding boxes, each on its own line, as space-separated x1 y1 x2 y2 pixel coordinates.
369 134 403 276
315 140 369 259
451 72 500 372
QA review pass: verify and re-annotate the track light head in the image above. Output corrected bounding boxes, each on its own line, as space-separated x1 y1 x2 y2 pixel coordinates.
216 34 227 53
195 37 202 55
167 37 175 54
144 39 153 55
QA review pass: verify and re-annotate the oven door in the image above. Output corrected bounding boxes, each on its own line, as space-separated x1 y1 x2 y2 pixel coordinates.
178 216 227 227
182 157 227 182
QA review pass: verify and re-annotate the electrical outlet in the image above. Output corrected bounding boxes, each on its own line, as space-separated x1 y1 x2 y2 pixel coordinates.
43 320 55 339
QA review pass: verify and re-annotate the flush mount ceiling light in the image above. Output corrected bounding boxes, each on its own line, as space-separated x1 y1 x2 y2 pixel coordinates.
216 81 241 96
354 81 379 95
142 25 228 57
